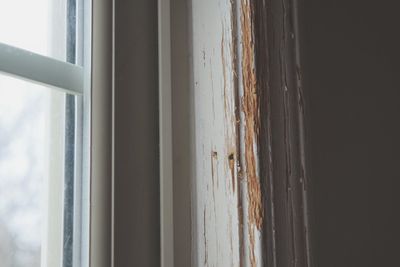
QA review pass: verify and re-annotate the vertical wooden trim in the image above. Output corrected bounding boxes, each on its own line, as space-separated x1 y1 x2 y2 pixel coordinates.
113 0 160 266
170 0 193 266
159 0 175 266
236 0 312 264
250 0 312 265
90 0 113 265
188 0 311 265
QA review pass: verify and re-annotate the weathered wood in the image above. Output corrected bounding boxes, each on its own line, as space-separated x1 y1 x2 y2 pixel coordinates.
190 0 242 265
253 0 312 266
189 0 311 265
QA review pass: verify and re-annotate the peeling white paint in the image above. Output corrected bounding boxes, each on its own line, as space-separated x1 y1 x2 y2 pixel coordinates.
190 0 242 266
189 0 266 266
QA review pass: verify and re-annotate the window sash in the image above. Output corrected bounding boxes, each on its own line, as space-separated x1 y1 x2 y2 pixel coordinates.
0 1 88 266
0 42 83 95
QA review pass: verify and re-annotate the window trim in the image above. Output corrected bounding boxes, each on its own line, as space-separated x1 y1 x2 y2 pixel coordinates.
88 0 112 266
112 0 159 266
158 0 174 266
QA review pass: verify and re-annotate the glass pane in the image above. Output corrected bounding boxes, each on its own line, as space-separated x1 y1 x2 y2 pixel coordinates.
0 0 68 61
0 74 66 267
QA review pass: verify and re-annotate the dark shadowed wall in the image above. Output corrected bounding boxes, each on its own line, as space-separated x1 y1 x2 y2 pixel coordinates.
301 1 400 266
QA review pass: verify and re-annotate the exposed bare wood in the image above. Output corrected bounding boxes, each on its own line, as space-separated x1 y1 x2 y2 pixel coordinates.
189 0 311 265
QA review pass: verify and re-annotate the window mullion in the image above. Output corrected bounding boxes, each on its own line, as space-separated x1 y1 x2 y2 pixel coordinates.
0 43 83 94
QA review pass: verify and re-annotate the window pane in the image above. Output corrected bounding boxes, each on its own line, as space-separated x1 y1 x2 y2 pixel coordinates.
0 74 66 266
0 0 68 62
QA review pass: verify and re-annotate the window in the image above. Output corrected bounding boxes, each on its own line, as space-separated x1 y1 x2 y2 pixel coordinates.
0 0 90 266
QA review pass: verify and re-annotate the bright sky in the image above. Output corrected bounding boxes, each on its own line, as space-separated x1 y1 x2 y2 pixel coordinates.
0 0 50 55
0 0 66 264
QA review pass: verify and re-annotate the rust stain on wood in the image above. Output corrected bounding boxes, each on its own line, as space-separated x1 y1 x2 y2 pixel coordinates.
241 0 263 231
228 1 245 263
240 0 264 266
249 227 257 267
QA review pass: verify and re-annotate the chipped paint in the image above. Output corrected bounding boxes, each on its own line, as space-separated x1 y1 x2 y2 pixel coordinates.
237 1 265 266
228 153 236 192
191 0 244 265
249 226 257 267
240 0 263 231
211 150 219 188
191 0 266 264
190 0 311 266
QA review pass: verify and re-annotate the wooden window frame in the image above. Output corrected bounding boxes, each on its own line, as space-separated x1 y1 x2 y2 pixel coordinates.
95 0 313 266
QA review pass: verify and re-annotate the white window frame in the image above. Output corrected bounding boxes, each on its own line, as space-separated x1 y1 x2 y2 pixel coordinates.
0 0 112 266
0 43 83 94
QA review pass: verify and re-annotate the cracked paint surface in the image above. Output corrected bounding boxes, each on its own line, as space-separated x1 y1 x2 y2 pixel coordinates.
189 0 276 266
191 0 243 266
190 0 311 265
